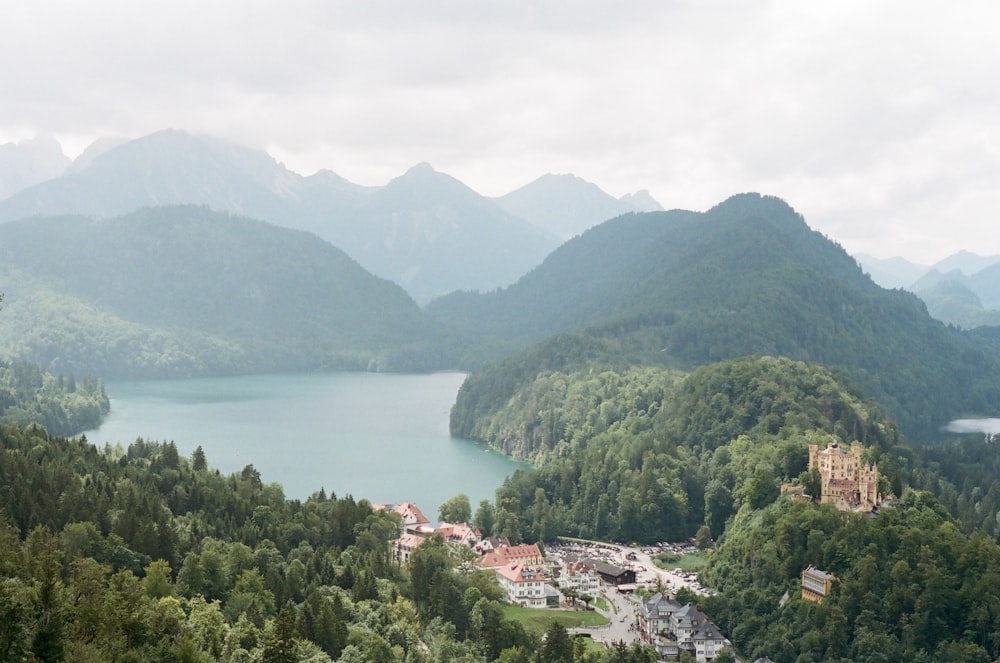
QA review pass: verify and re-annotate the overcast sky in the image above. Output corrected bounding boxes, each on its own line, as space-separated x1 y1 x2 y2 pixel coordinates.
2 1 998 263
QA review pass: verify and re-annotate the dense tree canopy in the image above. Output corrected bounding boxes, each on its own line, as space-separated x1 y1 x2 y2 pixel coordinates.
0 423 655 662
468 357 900 544
0 360 108 435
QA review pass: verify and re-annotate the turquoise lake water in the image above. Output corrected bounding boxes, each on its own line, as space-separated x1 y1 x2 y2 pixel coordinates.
84 371 529 517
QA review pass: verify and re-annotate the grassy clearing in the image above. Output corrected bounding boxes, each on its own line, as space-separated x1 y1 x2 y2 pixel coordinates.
653 550 709 572
501 605 609 635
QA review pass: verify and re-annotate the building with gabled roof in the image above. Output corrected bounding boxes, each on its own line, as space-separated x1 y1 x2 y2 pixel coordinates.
393 502 431 531
692 620 732 662
593 560 637 586
500 543 543 566
639 592 682 642
434 522 480 547
474 537 511 555
392 532 427 565
478 551 510 570
557 560 600 595
495 562 547 608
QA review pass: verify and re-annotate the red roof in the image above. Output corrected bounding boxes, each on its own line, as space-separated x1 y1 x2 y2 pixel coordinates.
393 502 430 525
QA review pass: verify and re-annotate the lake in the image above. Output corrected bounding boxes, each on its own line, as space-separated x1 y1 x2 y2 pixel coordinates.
83 371 529 519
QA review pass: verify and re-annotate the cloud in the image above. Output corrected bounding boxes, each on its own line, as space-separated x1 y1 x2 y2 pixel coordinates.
2 1 999 263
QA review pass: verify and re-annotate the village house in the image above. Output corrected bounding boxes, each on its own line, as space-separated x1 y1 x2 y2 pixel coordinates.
496 562 548 608
377 501 481 563
672 603 732 662
692 620 731 662
809 440 880 512
390 501 432 533
476 542 544 570
434 521 481 547
592 560 637 586
636 595 732 662
393 532 426 565
556 560 601 595
473 537 511 555
638 592 681 641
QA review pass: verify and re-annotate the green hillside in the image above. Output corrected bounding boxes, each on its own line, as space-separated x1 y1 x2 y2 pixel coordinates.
0 206 456 378
481 356 903 544
0 424 658 662
440 193 1000 440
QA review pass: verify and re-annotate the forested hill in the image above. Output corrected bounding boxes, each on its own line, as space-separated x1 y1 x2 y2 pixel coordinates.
0 425 657 662
439 193 1000 440
0 206 455 378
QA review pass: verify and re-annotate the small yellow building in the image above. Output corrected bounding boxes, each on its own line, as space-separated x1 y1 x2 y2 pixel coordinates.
802 565 834 603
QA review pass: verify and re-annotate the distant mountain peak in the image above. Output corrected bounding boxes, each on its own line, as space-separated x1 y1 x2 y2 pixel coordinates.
619 189 663 212
405 161 437 174
0 135 70 199
495 173 645 239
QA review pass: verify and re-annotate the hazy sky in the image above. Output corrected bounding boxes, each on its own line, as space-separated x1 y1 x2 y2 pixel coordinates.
2 1 998 263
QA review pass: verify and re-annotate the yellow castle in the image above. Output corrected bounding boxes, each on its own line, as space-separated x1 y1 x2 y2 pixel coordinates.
808 440 880 512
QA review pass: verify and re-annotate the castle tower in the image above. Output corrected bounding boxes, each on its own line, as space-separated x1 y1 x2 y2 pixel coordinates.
807 440 880 512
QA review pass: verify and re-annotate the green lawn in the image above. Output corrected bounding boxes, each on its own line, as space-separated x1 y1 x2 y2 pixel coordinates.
501 605 609 635
653 550 709 572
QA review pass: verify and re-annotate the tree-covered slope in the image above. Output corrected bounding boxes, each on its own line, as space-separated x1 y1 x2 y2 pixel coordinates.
482 357 902 544
0 425 655 663
0 206 454 378
440 193 1000 439
701 491 1000 662
0 360 109 436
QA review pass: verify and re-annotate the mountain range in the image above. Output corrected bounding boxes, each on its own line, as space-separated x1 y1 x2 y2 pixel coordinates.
439 194 1000 441
858 251 1000 327
3 130 1000 443
0 206 452 378
0 130 658 303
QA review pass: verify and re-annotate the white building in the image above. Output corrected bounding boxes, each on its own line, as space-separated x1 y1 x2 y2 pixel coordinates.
496 563 547 608
559 561 601 595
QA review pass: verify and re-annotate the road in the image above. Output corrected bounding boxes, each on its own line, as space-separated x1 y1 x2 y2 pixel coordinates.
559 538 711 647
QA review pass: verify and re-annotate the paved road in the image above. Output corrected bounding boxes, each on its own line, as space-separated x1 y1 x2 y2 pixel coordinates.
560 538 712 646
570 589 641 647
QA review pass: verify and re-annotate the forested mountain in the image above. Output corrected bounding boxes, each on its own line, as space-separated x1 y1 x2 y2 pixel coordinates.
468 353 1000 660
912 275 1000 328
907 263 1000 328
437 193 1000 440
0 206 453 379
494 173 661 240
857 251 1000 328
0 130 558 303
469 356 903 544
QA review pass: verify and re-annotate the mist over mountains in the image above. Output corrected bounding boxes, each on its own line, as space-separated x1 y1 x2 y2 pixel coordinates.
0 206 452 378
0 135 70 198
858 251 1000 327
494 172 663 240
435 193 1000 439
3 129 1000 440
0 130 657 303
